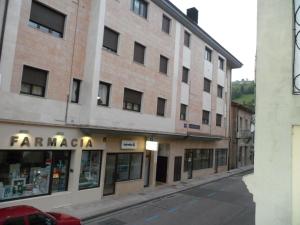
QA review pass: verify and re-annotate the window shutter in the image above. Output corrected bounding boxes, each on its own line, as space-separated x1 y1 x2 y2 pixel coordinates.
124 88 142 105
157 98 166 116
134 42 145 64
160 55 168 74
162 15 170 33
22 66 47 87
30 1 65 34
103 27 119 52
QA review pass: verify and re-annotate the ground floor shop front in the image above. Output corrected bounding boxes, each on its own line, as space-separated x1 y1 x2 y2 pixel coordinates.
0 122 230 210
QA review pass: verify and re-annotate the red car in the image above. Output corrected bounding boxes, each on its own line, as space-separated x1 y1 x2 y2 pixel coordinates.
0 205 81 225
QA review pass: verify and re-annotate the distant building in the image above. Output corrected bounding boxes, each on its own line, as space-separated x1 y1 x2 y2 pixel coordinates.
229 102 254 170
244 0 300 224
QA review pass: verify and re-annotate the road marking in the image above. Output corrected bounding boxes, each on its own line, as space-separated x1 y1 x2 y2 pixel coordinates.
145 215 160 222
168 207 178 213
207 192 216 197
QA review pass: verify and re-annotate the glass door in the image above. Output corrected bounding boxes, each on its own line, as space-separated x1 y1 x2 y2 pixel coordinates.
103 154 116 196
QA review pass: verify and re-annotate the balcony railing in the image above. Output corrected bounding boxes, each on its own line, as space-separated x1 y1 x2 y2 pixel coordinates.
237 130 252 139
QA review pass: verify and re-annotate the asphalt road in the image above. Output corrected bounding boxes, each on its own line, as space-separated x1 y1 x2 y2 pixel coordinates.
84 171 255 225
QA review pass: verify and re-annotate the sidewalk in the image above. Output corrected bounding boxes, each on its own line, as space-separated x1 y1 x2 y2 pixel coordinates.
56 165 253 221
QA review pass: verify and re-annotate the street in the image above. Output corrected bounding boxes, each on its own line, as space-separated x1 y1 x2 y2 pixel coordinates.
84 171 255 225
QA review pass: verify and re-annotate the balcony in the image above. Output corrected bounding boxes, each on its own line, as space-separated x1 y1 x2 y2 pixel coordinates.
237 129 252 139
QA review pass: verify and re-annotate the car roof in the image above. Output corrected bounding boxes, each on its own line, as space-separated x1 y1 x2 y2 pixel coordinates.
0 205 41 221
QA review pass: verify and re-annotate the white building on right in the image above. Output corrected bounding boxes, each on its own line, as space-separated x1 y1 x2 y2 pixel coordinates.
244 0 300 225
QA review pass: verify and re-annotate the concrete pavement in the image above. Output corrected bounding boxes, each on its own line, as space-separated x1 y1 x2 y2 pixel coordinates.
55 165 253 221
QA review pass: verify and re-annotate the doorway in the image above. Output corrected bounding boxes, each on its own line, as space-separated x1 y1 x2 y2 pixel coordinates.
186 150 193 179
214 150 219 173
103 154 116 196
173 156 182 182
144 151 151 187
156 156 168 183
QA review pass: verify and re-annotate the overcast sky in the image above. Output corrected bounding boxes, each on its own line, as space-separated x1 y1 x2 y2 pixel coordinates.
170 0 257 81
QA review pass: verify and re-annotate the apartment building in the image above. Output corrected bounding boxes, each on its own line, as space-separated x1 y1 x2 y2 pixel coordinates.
244 0 300 224
0 0 242 210
229 102 254 169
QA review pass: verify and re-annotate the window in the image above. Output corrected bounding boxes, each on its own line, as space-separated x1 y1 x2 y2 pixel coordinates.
51 151 70 193
132 0 148 18
202 110 210 125
184 31 190 47
217 85 223 98
28 213 55 225
157 97 166 116
216 114 222 127
123 88 142 112
184 149 213 171
162 15 171 34
20 65 48 97
0 150 71 202
71 79 81 103
79 151 102 190
204 78 211 93
133 42 146 64
216 149 227 166
103 27 119 53
182 67 189 83
4 217 25 225
29 1 65 38
219 57 224 70
205 47 212 62
98 82 111 106
109 153 143 181
159 55 168 74
180 104 187 120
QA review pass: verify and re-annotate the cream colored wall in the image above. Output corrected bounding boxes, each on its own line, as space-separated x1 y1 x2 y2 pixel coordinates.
244 0 296 224
292 126 300 225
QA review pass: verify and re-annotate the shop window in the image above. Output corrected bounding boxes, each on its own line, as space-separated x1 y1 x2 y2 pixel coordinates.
29 1 65 38
204 78 211 93
28 213 55 225
79 151 102 190
108 153 143 182
0 150 71 202
98 81 111 106
184 149 213 171
131 0 148 19
123 88 142 112
51 151 70 193
103 27 119 53
216 149 227 166
20 65 48 97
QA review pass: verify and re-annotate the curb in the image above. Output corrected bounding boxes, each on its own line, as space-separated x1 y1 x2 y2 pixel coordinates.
82 167 253 223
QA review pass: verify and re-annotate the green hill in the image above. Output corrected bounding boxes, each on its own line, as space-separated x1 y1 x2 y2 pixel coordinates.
232 80 255 112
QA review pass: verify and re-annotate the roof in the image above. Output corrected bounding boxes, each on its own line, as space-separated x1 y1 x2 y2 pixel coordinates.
152 0 243 69
0 205 40 221
231 101 254 114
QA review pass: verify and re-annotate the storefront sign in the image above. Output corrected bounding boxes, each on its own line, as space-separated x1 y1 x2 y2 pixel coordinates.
146 141 158 151
121 140 137 150
10 136 93 148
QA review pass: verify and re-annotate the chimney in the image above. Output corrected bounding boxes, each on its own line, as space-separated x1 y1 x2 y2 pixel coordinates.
187 7 198 24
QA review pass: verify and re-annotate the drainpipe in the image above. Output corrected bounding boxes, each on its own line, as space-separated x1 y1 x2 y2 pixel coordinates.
0 0 9 61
